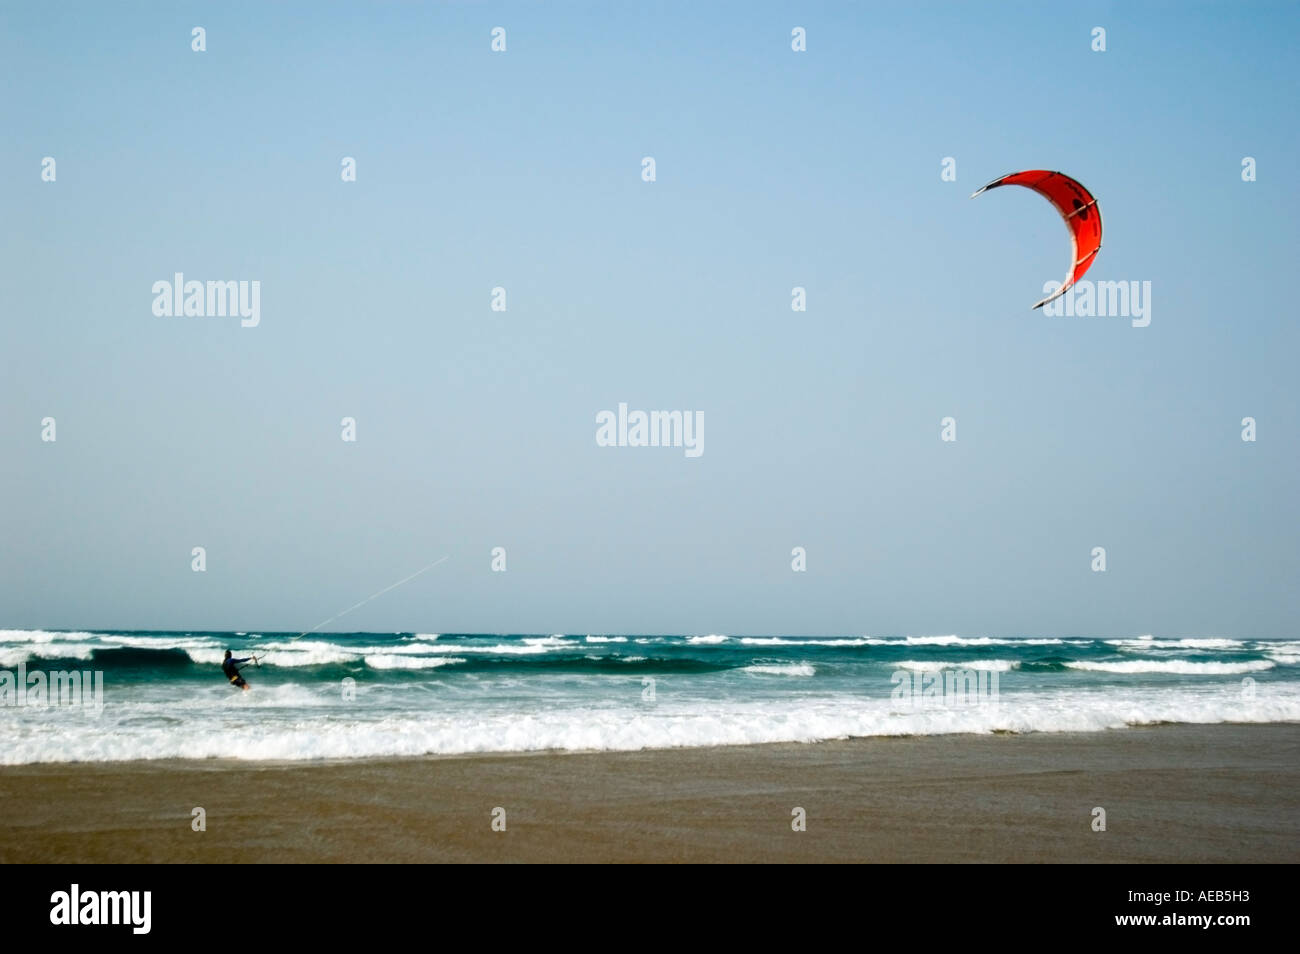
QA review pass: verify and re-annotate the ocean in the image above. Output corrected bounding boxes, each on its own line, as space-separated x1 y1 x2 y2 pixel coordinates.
2 629 1298 764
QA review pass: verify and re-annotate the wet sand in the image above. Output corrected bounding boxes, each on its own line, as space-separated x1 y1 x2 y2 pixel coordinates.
1 723 1296 863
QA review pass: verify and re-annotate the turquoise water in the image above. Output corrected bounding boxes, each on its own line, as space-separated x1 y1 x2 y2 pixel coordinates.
1 629 1297 763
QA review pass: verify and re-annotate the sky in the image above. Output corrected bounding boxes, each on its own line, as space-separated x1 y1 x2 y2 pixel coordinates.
2 1 1297 636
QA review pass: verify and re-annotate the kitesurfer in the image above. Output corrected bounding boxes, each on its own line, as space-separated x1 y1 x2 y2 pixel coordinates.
222 650 255 691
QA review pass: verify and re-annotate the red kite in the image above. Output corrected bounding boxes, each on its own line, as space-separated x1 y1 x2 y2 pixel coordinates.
971 170 1103 309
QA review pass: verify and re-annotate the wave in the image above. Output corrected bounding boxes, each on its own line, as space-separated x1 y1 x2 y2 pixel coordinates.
1065 659 1275 675
363 655 465 670
1107 637 1247 650
210 639 580 665
0 643 98 666
194 642 361 667
1018 659 1070 672
843 635 1068 647
523 635 576 646
740 663 816 676
451 655 730 674
737 635 1070 649
891 636 1065 646
0 646 731 676
7 685 1299 764
0 629 110 644
894 659 1019 672
687 634 729 644
98 634 216 650
740 637 875 647
224 683 336 708
426 641 575 655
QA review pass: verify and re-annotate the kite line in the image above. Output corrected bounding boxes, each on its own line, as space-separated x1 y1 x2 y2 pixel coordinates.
288 555 450 641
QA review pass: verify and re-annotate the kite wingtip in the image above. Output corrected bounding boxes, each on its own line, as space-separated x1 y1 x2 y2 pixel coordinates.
1032 285 1069 310
970 175 1006 198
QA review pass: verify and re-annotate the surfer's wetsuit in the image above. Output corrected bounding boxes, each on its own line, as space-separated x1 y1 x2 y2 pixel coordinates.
223 656 252 688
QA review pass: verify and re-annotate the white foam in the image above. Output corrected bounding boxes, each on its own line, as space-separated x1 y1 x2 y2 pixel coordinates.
895 659 1019 672
1107 637 1246 650
448 642 570 655
0 643 98 666
0 647 29 667
896 636 1064 646
6 683 1299 765
585 636 628 643
741 663 816 676
687 634 729 644
349 643 453 656
1066 659 1275 675
738 636 1061 648
363 655 465 670
98 634 216 651
740 637 875 647
0 629 106 644
524 635 575 646
232 683 334 708
195 641 361 667
199 638 573 665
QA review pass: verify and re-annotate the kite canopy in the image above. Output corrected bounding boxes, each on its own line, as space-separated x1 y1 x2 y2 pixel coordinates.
971 170 1103 309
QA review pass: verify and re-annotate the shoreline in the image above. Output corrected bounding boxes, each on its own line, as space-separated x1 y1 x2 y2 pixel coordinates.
0 718 1292 770
2 723 1297 863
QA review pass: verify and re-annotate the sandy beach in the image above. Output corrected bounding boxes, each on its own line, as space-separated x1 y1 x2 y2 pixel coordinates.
1 723 1296 863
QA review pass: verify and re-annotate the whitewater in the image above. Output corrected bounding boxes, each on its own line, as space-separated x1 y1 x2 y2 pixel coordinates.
1 629 1296 764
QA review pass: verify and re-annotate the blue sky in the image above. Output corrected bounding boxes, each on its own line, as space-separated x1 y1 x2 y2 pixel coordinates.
2 1 1297 635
